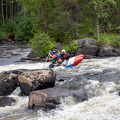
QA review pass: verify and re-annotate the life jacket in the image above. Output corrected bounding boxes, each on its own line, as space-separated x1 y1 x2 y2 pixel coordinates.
54 53 61 60
52 53 62 64
61 53 67 60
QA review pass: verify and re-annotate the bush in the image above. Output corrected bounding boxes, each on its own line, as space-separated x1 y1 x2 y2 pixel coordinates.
62 41 79 53
3 19 15 33
14 14 34 41
0 29 6 39
30 32 55 57
99 33 120 47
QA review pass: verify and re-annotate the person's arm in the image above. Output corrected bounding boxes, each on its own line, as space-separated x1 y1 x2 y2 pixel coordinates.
49 52 52 57
52 55 56 59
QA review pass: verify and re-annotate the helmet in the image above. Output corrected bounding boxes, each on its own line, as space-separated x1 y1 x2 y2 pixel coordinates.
62 49 65 52
52 51 56 54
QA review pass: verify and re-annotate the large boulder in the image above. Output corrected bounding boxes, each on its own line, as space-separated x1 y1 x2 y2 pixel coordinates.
18 69 56 95
0 70 22 95
28 87 72 110
0 96 15 107
76 38 98 56
55 43 64 50
114 47 120 56
28 86 87 110
98 44 119 57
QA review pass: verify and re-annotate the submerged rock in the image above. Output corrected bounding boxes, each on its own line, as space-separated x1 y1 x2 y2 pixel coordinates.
0 96 15 107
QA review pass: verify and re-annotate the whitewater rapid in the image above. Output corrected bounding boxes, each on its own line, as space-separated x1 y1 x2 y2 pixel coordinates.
0 44 120 120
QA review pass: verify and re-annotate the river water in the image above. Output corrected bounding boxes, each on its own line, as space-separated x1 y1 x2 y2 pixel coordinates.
0 44 120 120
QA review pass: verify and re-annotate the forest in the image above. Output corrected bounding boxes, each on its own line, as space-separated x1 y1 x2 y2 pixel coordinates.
0 0 120 57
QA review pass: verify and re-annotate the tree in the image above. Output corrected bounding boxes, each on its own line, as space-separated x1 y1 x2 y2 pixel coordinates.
30 31 55 57
1 0 5 24
89 0 117 40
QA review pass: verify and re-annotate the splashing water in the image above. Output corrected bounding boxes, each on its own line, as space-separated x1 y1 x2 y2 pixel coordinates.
0 44 120 120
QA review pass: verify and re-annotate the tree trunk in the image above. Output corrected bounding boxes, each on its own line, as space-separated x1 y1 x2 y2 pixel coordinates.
6 0 8 20
95 4 100 40
44 0 49 32
96 15 100 40
75 2 79 37
1 0 5 24
118 8 120 25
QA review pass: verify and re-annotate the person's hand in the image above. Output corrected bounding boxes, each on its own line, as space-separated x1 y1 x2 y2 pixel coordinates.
47 58 52 61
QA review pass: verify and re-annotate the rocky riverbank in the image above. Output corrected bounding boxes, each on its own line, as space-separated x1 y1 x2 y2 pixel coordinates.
25 38 120 62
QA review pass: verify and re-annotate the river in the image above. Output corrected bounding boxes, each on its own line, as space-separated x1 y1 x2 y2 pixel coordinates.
0 44 120 120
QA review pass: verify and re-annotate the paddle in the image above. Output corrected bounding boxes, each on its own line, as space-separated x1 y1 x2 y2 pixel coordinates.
42 52 51 68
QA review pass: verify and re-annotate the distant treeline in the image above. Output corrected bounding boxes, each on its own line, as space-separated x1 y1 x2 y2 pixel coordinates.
0 0 120 56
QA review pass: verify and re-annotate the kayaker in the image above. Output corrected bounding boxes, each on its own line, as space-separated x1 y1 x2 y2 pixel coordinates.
49 50 62 68
60 49 67 62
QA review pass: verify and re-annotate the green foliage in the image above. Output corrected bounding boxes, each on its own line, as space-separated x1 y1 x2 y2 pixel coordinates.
89 0 117 28
14 13 34 40
30 32 55 57
0 0 119 45
0 29 6 39
94 33 120 47
0 19 15 39
4 19 15 33
62 41 79 53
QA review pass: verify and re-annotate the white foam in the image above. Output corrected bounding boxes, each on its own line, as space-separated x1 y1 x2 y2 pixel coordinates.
37 95 120 120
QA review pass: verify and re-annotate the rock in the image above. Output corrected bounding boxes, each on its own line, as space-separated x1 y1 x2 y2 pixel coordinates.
28 86 87 110
18 69 56 95
98 44 119 57
0 49 4 54
7 34 15 41
28 87 72 110
0 96 15 107
27 50 36 58
55 43 64 50
76 38 98 56
5 51 20 56
26 50 45 62
0 70 22 96
82 69 120 83
114 47 120 56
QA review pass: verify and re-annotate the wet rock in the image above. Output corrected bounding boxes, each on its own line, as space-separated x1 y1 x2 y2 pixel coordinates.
28 86 87 110
27 50 36 58
76 38 98 56
18 69 56 95
0 70 22 96
0 49 4 55
114 47 120 56
5 51 20 56
98 44 119 57
82 68 120 83
24 50 46 62
28 87 71 110
0 96 15 107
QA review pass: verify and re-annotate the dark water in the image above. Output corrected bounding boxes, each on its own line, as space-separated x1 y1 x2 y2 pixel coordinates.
0 43 31 66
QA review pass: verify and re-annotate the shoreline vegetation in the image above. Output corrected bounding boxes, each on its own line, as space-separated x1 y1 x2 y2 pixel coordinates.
0 0 120 58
